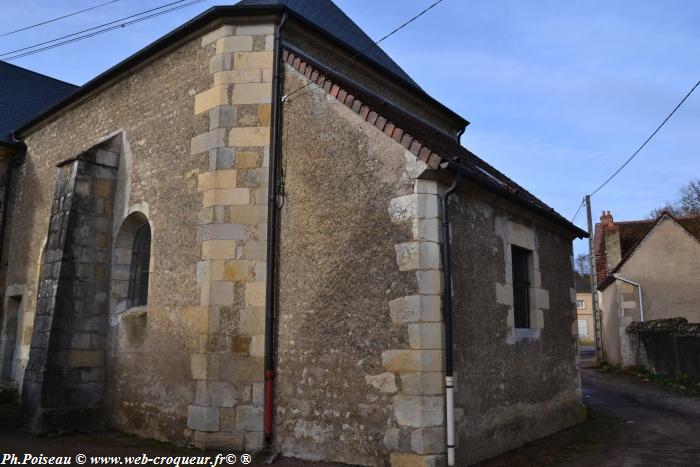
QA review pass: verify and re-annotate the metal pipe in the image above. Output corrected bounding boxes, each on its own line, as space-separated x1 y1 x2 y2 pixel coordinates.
613 274 644 322
440 171 461 467
263 11 287 448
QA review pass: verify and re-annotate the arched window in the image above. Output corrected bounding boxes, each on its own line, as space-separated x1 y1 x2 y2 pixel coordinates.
127 223 151 308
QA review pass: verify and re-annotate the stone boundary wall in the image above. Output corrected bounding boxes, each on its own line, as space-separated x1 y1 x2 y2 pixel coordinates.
187 23 274 450
624 318 700 380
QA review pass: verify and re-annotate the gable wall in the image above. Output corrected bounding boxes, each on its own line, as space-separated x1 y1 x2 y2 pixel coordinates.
618 217 700 323
2 35 211 443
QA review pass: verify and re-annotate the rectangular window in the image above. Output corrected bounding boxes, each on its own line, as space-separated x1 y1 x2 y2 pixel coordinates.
576 299 585 309
511 246 531 328
577 319 589 337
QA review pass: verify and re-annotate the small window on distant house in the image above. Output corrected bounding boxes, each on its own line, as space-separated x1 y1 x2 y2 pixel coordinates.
127 223 151 308
576 299 585 309
577 319 589 337
511 246 531 328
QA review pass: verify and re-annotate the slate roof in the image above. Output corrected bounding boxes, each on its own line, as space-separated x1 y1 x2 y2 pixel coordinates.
234 0 419 88
283 49 588 237
10 2 585 236
0 61 77 145
575 276 590 293
595 212 700 287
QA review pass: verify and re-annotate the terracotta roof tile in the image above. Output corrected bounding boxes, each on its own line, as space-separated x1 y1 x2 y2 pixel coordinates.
283 49 586 237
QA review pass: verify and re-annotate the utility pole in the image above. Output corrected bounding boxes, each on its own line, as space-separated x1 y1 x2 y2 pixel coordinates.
585 195 604 362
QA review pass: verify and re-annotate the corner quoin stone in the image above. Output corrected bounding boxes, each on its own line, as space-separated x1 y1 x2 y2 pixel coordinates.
392 395 444 428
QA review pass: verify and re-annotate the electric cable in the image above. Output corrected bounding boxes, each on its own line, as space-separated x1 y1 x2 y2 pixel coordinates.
283 0 444 101
1 0 207 60
0 0 121 37
589 79 700 197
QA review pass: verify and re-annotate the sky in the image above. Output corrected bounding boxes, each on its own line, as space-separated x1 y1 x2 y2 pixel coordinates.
2 0 699 257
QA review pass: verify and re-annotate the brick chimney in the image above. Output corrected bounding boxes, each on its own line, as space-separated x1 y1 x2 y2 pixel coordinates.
601 210 621 271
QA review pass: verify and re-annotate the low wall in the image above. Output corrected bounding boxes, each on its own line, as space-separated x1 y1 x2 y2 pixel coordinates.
624 318 700 380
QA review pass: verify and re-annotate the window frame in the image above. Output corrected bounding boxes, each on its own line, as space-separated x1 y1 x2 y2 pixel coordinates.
511 245 531 329
126 222 151 308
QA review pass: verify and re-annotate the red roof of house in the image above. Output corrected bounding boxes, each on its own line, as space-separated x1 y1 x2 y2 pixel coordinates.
595 211 700 287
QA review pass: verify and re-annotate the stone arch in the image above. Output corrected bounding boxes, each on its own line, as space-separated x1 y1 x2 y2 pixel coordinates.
111 211 152 316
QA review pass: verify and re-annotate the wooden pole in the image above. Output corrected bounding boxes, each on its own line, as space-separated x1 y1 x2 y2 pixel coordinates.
586 195 604 362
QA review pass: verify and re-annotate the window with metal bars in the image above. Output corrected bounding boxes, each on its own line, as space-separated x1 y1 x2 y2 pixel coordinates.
127 223 151 308
511 246 531 328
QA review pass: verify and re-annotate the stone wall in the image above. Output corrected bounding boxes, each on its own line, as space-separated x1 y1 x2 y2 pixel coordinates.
449 191 582 465
275 64 444 466
187 23 274 451
625 318 700 380
5 36 211 443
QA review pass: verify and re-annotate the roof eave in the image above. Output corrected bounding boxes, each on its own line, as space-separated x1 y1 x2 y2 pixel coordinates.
449 164 589 238
17 3 468 137
0 139 22 149
16 5 285 137
280 12 468 130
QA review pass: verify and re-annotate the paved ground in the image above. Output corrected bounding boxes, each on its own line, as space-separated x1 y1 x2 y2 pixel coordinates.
1 365 699 466
575 368 700 466
479 361 700 466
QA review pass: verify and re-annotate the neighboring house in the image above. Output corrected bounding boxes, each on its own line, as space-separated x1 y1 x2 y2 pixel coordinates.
0 61 77 385
0 1 587 466
595 210 700 365
575 279 594 343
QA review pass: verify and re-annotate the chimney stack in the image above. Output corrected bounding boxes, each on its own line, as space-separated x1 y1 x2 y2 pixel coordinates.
599 209 621 272
600 210 613 226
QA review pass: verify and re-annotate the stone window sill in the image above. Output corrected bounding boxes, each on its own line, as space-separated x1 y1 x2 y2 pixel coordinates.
122 306 148 319
506 327 541 344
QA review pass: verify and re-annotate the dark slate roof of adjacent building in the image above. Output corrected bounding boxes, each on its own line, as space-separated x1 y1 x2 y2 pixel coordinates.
0 61 77 145
575 276 590 293
234 0 419 88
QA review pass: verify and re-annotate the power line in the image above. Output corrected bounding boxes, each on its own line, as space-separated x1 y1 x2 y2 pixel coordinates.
589 79 700 197
570 78 699 227
283 0 444 101
570 198 585 223
1 0 205 60
0 0 120 37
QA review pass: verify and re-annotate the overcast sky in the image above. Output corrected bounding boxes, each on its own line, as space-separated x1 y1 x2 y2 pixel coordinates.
2 0 699 256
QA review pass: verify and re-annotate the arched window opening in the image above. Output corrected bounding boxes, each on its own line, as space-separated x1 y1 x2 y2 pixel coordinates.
127 223 150 308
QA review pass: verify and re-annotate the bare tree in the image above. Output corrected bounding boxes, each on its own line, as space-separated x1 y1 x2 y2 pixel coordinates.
677 179 700 215
649 179 700 218
574 253 590 276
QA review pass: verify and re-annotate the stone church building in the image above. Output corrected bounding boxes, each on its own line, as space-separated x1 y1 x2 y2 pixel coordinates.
0 1 587 465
